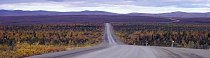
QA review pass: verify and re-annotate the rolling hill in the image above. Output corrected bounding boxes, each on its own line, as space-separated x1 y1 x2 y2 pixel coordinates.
0 10 210 18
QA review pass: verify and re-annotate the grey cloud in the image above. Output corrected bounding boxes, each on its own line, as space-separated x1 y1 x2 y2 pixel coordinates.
48 0 64 2
0 0 46 4
129 0 210 8
84 0 210 8
0 0 210 8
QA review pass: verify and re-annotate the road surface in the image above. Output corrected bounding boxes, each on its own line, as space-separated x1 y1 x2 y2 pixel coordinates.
28 23 210 58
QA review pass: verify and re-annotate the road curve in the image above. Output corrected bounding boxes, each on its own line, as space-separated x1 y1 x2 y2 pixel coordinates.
105 23 124 45
28 23 210 58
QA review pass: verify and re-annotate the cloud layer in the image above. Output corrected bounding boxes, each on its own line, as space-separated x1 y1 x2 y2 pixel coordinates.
0 0 209 13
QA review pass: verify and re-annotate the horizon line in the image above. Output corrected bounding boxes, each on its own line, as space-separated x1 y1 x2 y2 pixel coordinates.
1 9 210 14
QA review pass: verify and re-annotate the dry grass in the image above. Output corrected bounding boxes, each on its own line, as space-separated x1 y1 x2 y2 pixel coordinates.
0 43 92 58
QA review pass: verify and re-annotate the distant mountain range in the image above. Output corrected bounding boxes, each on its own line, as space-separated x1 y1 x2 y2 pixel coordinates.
0 10 210 18
0 10 118 16
128 11 210 18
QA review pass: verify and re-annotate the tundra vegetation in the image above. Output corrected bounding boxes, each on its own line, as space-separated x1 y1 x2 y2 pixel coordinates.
0 23 103 58
113 22 210 49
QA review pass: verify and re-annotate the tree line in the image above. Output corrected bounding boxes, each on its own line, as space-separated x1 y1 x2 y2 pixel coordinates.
113 22 210 49
0 24 103 50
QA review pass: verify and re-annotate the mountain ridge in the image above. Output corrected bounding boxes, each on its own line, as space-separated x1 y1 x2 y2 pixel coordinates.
127 11 210 18
0 10 210 18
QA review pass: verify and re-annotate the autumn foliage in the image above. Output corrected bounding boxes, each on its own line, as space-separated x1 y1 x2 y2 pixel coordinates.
112 22 210 49
0 23 103 58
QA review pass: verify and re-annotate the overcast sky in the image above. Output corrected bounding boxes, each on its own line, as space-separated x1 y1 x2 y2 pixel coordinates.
0 0 210 13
